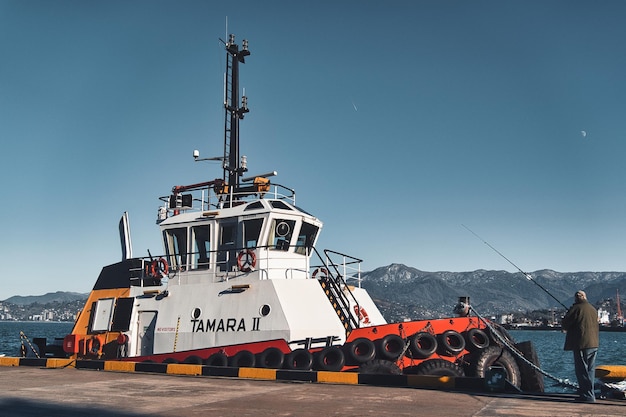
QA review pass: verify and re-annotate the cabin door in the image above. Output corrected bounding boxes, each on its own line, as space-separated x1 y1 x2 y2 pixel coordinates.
137 311 157 356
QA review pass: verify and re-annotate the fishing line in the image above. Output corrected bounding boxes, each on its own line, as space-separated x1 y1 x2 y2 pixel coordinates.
462 224 568 310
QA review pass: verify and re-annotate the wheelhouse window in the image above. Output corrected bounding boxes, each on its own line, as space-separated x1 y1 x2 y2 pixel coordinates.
295 222 319 255
218 222 237 271
267 219 296 251
192 224 210 270
243 218 263 248
164 227 188 270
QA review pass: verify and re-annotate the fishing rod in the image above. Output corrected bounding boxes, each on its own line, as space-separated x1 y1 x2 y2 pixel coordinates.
462 224 568 310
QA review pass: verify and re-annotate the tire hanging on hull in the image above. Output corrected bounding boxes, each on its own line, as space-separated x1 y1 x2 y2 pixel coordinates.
257 347 285 369
285 348 313 370
407 332 438 359
413 359 465 377
359 359 402 375
205 352 228 366
228 350 256 368
375 334 405 361
463 328 490 352
345 338 376 365
437 330 466 356
313 346 345 372
466 345 521 388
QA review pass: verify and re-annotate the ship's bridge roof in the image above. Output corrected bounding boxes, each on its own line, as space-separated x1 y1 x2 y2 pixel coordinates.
158 197 322 227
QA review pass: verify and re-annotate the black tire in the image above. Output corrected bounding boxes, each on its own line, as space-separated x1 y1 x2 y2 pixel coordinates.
414 359 465 377
464 328 490 352
182 355 203 364
228 350 256 368
204 352 228 366
375 334 405 361
314 346 345 372
285 349 313 370
408 332 438 359
437 330 466 356
359 359 402 375
515 341 544 393
162 357 178 364
467 345 521 388
257 347 285 369
345 338 376 364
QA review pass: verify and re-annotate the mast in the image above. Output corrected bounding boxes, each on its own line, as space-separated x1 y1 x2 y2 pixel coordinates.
223 34 250 191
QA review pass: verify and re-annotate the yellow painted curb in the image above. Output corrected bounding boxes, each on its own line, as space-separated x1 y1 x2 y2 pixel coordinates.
104 361 136 372
167 363 202 375
46 358 75 368
0 357 20 367
317 371 358 384
239 367 277 380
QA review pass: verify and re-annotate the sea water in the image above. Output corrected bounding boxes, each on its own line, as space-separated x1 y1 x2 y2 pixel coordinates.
0 321 73 357
510 329 626 393
1 322 624 393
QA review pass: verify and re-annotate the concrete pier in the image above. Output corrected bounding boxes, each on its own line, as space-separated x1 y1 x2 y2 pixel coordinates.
1 365 625 417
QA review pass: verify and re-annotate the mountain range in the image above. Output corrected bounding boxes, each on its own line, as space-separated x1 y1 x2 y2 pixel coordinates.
2 291 88 306
2 265 625 322
359 264 626 321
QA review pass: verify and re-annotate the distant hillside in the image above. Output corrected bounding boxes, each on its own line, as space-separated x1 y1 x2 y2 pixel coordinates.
360 264 626 322
3 291 88 305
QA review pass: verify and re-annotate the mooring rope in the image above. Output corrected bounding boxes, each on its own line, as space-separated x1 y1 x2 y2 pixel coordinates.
468 305 579 390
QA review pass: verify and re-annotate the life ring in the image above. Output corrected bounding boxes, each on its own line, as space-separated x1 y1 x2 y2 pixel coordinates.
87 335 103 356
375 334 405 361
312 267 329 280
150 258 169 278
353 305 371 324
237 249 256 272
345 337 376 364
408 332 438 359
437 330 466 356
313 346 345 372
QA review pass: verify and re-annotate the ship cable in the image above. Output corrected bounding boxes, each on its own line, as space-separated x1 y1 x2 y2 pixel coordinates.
462 224 568 310
465 303 579 390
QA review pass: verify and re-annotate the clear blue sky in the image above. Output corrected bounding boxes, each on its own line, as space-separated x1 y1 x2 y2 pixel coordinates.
2 0 626 299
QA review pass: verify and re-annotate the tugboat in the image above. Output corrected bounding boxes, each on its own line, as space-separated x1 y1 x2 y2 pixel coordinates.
54 34 542 391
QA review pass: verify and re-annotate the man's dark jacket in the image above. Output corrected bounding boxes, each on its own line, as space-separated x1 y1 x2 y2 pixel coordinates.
562 300 599 351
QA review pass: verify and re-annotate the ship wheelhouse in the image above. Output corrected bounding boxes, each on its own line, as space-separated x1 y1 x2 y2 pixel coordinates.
159 197 322 282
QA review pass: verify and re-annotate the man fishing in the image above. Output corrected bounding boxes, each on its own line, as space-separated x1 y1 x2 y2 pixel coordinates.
562 290 599 403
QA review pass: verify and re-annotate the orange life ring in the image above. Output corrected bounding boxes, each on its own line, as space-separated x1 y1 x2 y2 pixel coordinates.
354 305 370 324
312 267 329 280
150 258 169 278
86 335 104 356
237 249 256 272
